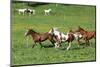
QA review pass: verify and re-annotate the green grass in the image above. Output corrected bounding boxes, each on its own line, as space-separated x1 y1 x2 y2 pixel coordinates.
12 2 96 66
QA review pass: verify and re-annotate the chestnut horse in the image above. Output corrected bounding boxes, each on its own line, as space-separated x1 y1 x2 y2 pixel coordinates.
76 26 96 46
25 29 55 48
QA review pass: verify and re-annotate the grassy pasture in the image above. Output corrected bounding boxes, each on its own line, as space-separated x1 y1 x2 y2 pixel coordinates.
12 2 96 65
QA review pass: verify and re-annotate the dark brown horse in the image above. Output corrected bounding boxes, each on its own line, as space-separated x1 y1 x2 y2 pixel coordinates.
25 29 55 48
76 26 96 46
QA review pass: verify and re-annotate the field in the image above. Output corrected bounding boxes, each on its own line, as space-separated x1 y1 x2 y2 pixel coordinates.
12 2 96 66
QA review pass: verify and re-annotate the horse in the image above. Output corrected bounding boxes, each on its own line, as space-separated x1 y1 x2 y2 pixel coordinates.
25 8 35 15
16 8 26 15
25 29 55 48
48 28 75 50
69 30 83 47
75 26 96 46
44 9 52 15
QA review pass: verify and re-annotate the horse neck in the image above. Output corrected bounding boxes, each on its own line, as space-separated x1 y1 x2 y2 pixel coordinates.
30 32 39 37
80 30 87 35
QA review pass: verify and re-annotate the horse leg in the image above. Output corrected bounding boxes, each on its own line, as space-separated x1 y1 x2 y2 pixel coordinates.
87 40 90 46
54 42 59 48
23 12 24 15
39 42 43 48
77 39 80 47
32 44 35 48
50 40 54 45
67 42 72 50
58 41 62 47
32 42 36 48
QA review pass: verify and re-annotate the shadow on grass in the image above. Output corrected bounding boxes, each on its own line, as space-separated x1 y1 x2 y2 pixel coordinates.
59 45 86 51
42 44 54 48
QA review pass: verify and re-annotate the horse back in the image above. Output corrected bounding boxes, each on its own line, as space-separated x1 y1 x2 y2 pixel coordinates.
84 30 96 40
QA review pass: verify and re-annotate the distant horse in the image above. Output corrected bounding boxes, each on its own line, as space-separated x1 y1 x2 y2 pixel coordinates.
16 9 26 15
49 28 75 50
25 8 35 15
25 29 55 48
44 9 52 15
75 26 96 46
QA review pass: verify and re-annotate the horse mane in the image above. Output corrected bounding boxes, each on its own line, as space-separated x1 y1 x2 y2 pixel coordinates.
29 29 40 34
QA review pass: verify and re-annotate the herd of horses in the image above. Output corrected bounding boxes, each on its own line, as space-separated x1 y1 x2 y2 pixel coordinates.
25 26 96 50
16 8 35 15
16 8 52 15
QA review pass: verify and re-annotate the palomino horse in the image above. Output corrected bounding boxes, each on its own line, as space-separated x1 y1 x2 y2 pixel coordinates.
25 29 55 48
49 28 75 50
75 26 96 46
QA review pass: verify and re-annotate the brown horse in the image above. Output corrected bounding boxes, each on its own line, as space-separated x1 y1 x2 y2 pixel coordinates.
25 29 55 48
76 26 96 46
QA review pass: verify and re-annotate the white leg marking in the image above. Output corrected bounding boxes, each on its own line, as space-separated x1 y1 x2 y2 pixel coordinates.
54 42 58 48
67 42 71 50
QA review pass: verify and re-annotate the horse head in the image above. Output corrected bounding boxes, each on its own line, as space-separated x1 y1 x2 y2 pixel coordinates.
48 27 59 36
48 28 54 35
25 29 33 36
49 9 52 11
25 29 39 36
75 26 85 32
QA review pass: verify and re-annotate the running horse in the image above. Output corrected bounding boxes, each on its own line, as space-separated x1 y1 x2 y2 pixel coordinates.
67 30 82 47
49 28 75 50
25 29 55 48
75 26 96 46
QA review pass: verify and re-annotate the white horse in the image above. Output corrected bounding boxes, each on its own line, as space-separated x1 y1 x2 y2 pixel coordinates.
16 8 26 15
44 9 52 15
